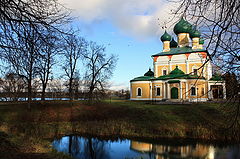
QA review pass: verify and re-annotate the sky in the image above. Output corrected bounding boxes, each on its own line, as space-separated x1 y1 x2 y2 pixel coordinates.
59 0 180 90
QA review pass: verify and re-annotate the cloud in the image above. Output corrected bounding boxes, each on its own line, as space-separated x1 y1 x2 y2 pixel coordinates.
108 81 129 91
60 0 178 39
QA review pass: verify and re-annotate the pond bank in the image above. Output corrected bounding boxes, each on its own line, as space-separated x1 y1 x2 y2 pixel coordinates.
0 100 239 158
0 131 72 159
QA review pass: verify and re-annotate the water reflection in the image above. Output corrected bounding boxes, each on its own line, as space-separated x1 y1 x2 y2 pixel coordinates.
53 136 111 159
130 141 215 159
52 136 240 159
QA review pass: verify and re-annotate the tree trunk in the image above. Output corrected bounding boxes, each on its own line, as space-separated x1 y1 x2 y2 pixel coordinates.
27 79 32 109
41 83 46 101
88 86 94 104
69 78 73 101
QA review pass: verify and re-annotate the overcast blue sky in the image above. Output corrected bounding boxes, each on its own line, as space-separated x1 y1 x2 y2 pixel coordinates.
59 0 179 90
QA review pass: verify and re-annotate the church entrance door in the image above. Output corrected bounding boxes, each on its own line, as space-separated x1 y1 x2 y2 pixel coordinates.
171 87 178 99
211 85 223 99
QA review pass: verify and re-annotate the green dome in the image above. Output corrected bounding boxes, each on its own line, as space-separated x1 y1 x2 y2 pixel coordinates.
189 28 201 38
199 38 204 44
160 31 172 42
144 68 154 77
173 18 192 35
170 38 178 48
170 66 185 75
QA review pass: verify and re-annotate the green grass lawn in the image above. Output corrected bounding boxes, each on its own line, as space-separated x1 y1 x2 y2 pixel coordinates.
0 100 227 138
0 100 236 158
0 100 227 135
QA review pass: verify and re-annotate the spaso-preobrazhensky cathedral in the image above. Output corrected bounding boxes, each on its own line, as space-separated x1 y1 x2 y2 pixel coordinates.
130 18 225 102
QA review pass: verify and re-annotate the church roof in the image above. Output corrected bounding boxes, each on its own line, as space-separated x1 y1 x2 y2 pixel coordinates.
130 74 205 82
209 74 224 81
144 69 154 77
152 46 207 57
160 31 172 42
170 38 178 48
130 69 155 82
170 66 184 75
189 28 201 38
156 66 205 80
130 76 155 82
173 18 192 35
131 67 205 82
199 38 204 44
156 73 204 80
168 80 180 83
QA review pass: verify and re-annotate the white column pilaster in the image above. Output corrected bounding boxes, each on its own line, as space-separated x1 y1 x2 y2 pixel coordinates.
165 82 168 99
163 82 166 99
208 83 212 99
180 82 182 99
168 83 171 99
186 82 189 99
223 83 226 99
150 82 152 100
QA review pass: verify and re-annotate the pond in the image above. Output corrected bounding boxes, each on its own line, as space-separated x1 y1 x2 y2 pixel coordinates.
52 136 240 159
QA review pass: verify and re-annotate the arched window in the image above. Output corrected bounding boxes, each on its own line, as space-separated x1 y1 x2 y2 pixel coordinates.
156 87 161 96
162 68 168 76
192 65 198 75
137 88 142 96
163 70 167 75
191 87 196 96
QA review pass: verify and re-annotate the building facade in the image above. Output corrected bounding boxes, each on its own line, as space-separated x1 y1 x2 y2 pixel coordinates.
130 18 225 102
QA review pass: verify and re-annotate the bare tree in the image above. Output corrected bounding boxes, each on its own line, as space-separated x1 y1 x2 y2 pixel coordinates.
173 0 240 74
173 0 240 138
83 42 117 102
72 73 81 100
0 73 26 101
3 25 42 108
225 72 238 99
0 0 70 50
0 0 71 108
36 31 60 100
61 34 87 100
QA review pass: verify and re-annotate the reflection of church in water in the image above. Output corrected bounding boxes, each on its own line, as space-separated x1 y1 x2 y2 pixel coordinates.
130 18 225 101
130 141 215 159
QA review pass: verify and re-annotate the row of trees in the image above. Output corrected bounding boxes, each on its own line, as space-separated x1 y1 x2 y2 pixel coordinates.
0 0 117 107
